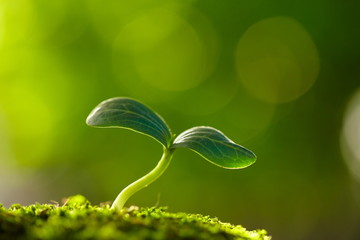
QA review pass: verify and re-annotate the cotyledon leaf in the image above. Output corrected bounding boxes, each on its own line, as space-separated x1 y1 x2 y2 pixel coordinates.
172 126 256 169
86 97 172 148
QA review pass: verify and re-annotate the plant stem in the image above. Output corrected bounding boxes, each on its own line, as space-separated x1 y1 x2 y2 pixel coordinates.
111 148 175 210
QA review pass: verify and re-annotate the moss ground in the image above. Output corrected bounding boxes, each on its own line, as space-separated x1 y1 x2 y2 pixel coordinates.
0 195 270 240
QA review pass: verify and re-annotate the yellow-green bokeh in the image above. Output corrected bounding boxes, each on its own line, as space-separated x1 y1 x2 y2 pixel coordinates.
236 17 320 103
0 1 359 239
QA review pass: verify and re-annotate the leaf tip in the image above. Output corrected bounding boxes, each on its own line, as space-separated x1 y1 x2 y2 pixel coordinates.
85 106 100 126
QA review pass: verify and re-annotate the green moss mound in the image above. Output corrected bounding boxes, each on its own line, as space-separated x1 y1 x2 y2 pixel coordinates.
0 195 270 240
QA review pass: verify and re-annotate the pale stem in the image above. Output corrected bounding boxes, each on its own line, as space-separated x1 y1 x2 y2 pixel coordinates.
111 148 175 210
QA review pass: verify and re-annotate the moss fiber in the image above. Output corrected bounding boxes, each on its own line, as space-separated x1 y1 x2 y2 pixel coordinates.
0 195 270 240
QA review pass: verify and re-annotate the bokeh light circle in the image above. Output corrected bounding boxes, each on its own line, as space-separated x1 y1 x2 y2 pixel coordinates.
113 8 214 92
341 88 360 183
236 17 320 103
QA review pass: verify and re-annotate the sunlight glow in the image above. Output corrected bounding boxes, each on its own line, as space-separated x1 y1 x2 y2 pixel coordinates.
0 0 34 47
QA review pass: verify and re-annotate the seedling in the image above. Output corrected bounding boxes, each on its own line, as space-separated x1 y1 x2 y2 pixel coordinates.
86 97 256 211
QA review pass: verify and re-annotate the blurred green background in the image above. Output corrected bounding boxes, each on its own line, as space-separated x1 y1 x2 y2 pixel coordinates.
1 0 360 239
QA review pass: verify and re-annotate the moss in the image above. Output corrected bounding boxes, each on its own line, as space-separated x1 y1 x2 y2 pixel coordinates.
0 195 270 240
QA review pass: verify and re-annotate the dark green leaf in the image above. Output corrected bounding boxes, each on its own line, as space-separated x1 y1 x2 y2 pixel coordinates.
172 126 256 169
86 97 172 147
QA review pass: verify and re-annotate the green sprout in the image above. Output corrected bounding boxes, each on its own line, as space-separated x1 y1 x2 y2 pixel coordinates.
86 97 256 211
